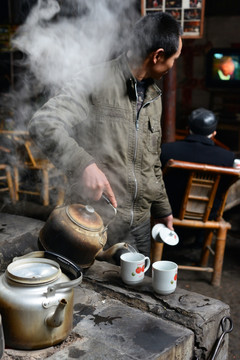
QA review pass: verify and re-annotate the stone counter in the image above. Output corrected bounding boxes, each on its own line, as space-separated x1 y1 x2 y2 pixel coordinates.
81 261 229 359
0 214 230 359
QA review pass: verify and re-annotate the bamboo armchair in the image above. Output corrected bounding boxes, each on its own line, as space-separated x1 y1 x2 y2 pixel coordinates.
0 164 15 202
0 133 16 202
152 159 240 286
12 137 65 206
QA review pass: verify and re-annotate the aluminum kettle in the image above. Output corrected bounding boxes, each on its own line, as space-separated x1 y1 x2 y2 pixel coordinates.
0 251 82 350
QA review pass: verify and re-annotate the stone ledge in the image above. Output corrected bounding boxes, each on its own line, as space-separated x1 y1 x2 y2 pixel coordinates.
70 286 194 360
83 261 230 359
0 214 230 359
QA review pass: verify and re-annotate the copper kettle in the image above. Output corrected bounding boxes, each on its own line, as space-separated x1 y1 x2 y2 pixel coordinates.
39 196 129 268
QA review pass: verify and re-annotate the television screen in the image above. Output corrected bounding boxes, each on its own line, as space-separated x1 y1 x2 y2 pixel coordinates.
206 48 240 89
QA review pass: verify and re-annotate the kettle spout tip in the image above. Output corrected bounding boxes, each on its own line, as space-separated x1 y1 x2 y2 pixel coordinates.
46 299 67 328
96 242 130 265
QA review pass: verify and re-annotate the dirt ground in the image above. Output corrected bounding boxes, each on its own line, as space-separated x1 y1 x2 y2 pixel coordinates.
0 197 240 359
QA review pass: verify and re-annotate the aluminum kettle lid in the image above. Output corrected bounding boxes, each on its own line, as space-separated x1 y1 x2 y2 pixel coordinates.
6 258 61 285
66 204 104 231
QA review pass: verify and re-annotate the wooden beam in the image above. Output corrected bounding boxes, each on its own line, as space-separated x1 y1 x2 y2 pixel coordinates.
162 63 177 143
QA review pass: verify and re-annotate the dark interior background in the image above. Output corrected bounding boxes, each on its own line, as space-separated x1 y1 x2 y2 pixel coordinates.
1 0 240 150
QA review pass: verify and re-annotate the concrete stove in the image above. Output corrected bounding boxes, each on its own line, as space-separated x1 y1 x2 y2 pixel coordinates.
0 213 230 359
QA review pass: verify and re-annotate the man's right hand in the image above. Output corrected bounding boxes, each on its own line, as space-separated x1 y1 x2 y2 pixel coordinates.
81 163 117 208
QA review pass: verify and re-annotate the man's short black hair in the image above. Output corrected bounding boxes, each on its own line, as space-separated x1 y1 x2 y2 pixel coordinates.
188 108 218 136
126 12 182 63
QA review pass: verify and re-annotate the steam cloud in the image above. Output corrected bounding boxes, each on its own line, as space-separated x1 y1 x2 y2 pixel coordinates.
17 1 137 103
0 0 139 206
2 0 139 128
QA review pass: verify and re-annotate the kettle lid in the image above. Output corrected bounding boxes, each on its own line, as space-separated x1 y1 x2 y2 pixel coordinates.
6 258 61 285
66 204 103 231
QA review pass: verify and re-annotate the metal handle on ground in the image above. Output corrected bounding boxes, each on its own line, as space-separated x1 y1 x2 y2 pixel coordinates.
208 316 233 360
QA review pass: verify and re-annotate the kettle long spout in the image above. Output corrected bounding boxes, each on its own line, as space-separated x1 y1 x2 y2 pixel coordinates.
46 299 67 328
96 242 129 265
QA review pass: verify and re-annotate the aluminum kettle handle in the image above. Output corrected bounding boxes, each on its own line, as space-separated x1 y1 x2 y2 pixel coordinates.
45 275 82 298
44 251 83 297
13 251 83 297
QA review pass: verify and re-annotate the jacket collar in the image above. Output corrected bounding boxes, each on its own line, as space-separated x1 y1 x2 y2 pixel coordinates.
185 133 215 146
116 53 162 101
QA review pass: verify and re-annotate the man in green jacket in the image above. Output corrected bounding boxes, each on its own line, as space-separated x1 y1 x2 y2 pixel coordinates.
29 12 182 257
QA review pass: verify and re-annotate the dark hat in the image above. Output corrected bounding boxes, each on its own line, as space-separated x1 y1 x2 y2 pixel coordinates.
188 108 218 136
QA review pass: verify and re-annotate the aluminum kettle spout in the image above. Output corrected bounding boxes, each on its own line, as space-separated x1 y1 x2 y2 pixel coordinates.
46 299 67 328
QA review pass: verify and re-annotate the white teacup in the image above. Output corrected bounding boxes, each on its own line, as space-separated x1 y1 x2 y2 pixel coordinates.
120 252 150 285
152 260 178 295
233 159 240 169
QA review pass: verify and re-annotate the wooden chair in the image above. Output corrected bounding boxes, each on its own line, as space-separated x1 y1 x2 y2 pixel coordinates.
152 159 240 286
13 138 65 206
0 134 16 202
0 164 16 202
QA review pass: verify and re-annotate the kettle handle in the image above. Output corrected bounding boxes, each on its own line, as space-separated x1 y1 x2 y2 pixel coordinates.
43 251 83 297
44 251 82 280
45 275 82 298
101 194 117 232
13 251 83 297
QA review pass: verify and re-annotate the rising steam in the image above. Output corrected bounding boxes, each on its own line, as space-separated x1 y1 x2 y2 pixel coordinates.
1 0 139 128
0 0 139 205
12 0 138 95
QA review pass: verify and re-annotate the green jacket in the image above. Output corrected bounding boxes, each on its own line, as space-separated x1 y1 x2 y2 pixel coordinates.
29 54 172 226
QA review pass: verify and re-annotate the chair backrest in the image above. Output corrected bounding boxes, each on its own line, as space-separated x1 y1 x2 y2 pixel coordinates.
0 131 31 165
23 140 37 167
163 159 240 222
13 137 41 168
0 133 14 163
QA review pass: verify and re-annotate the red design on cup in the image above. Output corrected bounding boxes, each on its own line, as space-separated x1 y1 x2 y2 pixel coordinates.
135 267 142 274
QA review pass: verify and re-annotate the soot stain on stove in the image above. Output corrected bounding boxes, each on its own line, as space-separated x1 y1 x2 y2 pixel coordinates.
133 324 179 353
92 314 121 326
73 304 96 326
68 346 86 358
73 303 121 327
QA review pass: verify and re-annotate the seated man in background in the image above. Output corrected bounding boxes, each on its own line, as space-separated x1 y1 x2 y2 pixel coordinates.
160 107 235 247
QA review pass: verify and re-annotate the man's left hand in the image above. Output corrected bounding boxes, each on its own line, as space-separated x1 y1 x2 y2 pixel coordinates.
153 214 174 230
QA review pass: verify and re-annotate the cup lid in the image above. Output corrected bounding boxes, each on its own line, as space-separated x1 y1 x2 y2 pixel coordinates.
159 227 179 246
